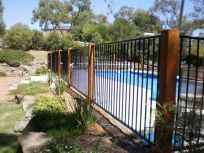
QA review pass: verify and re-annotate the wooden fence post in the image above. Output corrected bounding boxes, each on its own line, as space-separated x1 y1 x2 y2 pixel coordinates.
67 48 71 87
155 30 179 153
58 49 61 79
88 43 95 103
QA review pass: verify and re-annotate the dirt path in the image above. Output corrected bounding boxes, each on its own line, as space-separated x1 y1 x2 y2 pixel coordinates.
0 77 21 101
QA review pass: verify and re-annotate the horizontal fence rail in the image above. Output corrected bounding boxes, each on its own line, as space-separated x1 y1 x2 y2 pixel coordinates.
94 35 161 145
173 36 204 151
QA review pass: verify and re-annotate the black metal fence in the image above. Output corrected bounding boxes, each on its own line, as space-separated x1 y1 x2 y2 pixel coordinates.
173 36 204 151
47 34 204 152
94 36 161 145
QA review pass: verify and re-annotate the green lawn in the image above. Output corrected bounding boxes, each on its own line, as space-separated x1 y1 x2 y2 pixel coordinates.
10 82 50 96
0 102 24 153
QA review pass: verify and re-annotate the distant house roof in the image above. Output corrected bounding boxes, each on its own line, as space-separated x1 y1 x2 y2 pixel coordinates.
42 26 71 31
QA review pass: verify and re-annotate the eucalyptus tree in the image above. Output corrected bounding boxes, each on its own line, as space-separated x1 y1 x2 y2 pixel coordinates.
0 0 5 36
32 0 72 30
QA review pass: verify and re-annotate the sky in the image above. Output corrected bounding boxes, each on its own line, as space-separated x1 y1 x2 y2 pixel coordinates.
3 0 195 31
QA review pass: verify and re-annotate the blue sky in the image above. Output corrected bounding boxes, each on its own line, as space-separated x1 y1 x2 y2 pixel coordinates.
3 0 194 31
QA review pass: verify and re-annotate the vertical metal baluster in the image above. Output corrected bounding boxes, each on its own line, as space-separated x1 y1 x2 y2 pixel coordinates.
136 40 141 132
128 40 133 126
131 40 137 130
182 38 191 148
144 38 150 139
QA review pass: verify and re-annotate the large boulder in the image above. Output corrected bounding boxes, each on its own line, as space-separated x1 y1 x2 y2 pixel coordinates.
22 96 35 112
18 132 52 153
14 119 30 132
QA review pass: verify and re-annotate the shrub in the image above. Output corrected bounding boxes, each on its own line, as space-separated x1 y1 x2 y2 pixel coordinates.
0 49 34 67
60 33 76 49
11 82 49 95
31 30 44 50
0 71 6 77
186 53 203 67
33 96 66 115
35 66 47 75
55 79 66 95
4 23 33 50
45 32 61 50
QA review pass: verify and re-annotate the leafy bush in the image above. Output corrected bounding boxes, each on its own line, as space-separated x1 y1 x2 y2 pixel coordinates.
0 71 6 77
11 82 49 95
4 23 33 50
0 49 34 67
44 32 61 50
186 53 203 67
55 79 66 95
35 66 47 75
31 30 44 50
60 33 76 49
33 96 66 115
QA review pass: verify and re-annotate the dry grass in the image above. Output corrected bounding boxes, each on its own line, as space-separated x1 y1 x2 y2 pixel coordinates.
28 50 48 63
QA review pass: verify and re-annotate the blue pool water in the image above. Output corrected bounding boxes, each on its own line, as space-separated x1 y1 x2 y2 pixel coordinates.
96 70 200 100
96 70 159 100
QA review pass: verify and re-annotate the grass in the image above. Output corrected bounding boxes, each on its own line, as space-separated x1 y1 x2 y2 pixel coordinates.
35 66 47 75
0 102 24 153
11 82 49 96
0 49 34 67
0 71 7 77
28 50 48 63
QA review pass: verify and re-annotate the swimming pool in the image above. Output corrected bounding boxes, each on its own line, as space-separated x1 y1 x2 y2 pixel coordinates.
96 70 201 100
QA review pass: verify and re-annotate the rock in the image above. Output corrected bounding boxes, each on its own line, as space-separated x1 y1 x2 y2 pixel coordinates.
85 123 106 136
8 83 18 91
21 79 31 84
15 94 24 104
14 119 30 132
22 96 34 112
30 75 48 82
25 108 33 120
18 132 52 153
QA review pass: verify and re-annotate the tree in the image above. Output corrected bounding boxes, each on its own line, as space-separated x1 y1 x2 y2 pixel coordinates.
60 33 76 49
70 0 92 28
150 0 204 34
32 0 72 29
45 32 61 50
81 22 109 43
150 0 180 29
114 5 134 21
132 9 162 34
0 0 5 36
108 19 141 41
31 30 44 50
4 23 33 50
114 6 162 35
